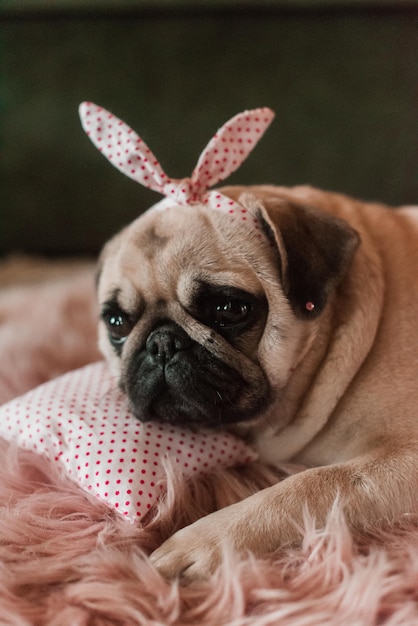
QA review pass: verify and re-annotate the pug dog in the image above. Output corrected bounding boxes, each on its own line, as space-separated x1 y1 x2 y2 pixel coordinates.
96 182 418 580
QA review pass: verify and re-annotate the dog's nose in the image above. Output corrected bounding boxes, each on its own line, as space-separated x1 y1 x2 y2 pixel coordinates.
146 324 192 364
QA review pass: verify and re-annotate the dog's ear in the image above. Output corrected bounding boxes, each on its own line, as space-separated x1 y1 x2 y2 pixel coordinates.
258 199 360 318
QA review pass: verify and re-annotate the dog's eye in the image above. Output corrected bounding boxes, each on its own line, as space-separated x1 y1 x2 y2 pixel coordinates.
193 282 262 338
101 307 133 346
214 300 251 328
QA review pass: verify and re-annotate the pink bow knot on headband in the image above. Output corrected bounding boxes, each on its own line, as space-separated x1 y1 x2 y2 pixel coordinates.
78 102 275 214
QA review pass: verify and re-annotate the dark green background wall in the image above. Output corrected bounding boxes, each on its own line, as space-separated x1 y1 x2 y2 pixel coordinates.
1 1 418 256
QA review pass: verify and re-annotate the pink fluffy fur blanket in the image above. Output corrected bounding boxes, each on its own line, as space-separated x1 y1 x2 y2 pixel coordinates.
0 256 418 626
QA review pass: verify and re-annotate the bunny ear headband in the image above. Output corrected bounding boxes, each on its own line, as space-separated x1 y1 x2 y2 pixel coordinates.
79 102 275 223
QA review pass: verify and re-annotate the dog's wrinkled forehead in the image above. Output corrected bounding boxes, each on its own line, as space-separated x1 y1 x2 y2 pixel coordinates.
103 201 257 274
98 199 270 306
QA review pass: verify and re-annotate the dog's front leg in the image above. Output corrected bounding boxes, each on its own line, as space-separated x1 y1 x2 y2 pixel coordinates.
150 446 418 581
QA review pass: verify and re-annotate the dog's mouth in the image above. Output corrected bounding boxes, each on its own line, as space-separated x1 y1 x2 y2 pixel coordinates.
122 322 269 428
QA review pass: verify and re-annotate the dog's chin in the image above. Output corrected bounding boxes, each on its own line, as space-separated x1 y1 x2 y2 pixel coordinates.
129 392 267 428
121 349 270 429
135 391 234 428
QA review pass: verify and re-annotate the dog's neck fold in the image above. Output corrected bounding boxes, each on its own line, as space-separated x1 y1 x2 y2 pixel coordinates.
79 102 275 223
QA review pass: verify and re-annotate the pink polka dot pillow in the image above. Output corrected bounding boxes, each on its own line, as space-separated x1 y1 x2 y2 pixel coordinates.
0 362 257 522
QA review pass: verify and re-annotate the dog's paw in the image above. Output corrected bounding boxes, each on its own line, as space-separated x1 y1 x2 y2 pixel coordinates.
150 489 279 581
150 511 231 581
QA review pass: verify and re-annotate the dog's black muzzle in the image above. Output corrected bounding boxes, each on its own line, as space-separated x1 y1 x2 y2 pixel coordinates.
124 321 253 427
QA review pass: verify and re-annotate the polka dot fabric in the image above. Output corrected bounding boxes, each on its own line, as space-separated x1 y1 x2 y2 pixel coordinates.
78 102 275 223
0 362 257 523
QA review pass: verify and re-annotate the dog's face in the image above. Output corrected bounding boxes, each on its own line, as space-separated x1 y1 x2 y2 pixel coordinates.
97 188 359 429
